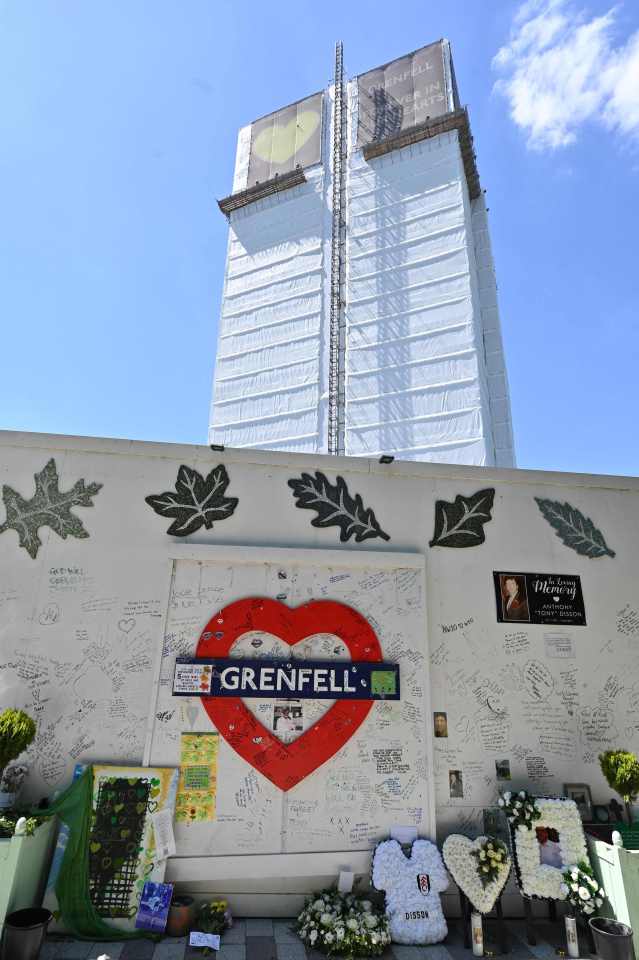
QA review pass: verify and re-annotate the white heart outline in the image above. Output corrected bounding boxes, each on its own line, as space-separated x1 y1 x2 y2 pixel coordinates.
442 834 511 914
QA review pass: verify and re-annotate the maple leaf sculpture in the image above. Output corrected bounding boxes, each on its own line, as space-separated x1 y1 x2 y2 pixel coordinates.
145 464 238 536
0 458 102 559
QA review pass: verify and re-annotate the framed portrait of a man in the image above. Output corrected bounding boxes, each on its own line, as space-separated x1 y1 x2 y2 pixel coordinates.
498 574 530 623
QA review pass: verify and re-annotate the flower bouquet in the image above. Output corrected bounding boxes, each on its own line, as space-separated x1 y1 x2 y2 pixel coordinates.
498 790 541 830
195 899 231 954
295 889 390 957
561 862 606 918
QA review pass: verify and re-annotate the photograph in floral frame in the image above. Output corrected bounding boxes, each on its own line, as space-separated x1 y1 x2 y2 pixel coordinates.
295 889 390 957
501 792 590 900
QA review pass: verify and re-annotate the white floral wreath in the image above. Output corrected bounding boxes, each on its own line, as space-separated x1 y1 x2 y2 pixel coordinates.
371 838 449 945
442 835 511 914
508 797 589 900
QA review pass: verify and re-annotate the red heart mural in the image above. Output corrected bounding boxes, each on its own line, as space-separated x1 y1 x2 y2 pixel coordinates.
196 597 383 791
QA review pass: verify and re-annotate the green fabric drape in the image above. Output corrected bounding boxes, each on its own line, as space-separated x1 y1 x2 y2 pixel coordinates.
31 766 151 941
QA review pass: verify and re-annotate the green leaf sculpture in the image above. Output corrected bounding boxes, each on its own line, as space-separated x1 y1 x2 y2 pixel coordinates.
0 459 102 559
288 472 390 543
535 498 615 559
599 750 639 824
429 488 495 548
145 464 238 536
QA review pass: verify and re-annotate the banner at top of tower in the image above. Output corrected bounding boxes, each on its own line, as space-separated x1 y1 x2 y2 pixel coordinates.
357 41 453 147
247 92 323 188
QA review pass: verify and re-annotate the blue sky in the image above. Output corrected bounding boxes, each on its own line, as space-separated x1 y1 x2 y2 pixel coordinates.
1 0 638 476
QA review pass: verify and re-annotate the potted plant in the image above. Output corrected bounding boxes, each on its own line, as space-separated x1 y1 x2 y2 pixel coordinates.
599 750 639 825
0 709 36 809
0 812 56 929
166 895 196 937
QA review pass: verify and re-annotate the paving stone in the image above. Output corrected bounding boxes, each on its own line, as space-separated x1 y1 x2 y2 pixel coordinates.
223 921 247 943
217 946 247 960
120 941 157 960
273 923 297 943
41 943 64 960
55 941 96 959
246 919 274 937
245 935 276 960
390 946 427 960
275 942 306 960
87 943 125 959
152 939 187 959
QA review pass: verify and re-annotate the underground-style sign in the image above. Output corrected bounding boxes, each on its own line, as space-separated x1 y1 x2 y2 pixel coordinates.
195 598 383 791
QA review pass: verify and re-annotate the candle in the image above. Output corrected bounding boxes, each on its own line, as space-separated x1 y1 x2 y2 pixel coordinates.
565 915 579 958
471 912 484 957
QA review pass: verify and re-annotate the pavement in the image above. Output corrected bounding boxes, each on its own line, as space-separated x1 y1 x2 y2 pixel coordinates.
40 918 593 960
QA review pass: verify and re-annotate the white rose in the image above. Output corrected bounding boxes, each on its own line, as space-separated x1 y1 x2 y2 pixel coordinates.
503 792 511 801
596 898 603 908
346 918 358 931
498 798 505 807
519 791 526 798
325 932 334 943
313 899 325 911
320 913 332 926
584 904 594 914
364 914 378 929
578 887 590 900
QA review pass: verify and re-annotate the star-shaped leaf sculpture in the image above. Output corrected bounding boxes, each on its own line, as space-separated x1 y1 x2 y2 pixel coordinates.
145 463 238 536
0 458 103 559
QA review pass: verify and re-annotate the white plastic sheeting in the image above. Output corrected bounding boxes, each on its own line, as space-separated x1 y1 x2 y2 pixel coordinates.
343 100 514 466
209 159 330 453
210 85 514 467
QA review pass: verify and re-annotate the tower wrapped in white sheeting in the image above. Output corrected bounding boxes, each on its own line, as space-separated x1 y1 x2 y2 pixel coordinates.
210 41 515 467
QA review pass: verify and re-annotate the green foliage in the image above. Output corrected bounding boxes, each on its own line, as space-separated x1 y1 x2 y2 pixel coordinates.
195 900 230 955
599 750 639 803
0 815 39 838
0 709 36 777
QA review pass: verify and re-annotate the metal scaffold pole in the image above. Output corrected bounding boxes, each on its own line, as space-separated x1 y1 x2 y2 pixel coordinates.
328 40 346 456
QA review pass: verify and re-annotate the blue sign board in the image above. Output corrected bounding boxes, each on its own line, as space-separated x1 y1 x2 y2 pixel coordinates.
172 657 400 701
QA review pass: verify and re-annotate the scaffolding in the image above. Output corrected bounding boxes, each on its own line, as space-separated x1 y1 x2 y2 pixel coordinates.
328 41 346 456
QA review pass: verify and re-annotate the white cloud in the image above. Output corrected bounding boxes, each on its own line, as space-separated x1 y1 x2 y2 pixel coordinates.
493 0 639 149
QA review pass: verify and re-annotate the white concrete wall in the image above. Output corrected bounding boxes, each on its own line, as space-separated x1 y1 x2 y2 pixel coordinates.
0 430 637 914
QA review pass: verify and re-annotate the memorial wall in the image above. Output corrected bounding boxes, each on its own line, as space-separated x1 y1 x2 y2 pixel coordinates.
0 430 637 914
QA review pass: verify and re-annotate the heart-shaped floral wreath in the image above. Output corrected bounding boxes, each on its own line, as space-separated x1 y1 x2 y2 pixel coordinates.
442 834 511 914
